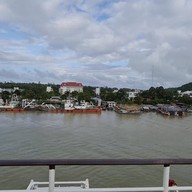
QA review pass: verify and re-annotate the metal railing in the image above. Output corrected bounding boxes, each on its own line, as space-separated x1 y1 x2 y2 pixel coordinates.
1 159 192 192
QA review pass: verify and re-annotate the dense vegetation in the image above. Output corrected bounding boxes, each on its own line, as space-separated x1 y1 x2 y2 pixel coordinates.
0 81 192 105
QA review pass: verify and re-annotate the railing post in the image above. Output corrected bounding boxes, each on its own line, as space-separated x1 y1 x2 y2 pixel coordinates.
49 165 55 192
163 164 170 192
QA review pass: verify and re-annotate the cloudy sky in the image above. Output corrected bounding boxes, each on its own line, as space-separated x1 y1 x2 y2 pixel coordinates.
0 0 192 89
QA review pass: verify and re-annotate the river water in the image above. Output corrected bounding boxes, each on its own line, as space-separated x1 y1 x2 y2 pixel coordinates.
0 111 192 189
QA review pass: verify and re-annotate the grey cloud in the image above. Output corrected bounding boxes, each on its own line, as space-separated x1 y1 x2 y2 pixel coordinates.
0 69 20 80
0 0 192 89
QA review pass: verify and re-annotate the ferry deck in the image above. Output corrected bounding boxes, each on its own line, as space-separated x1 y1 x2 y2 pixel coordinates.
0 159 192 192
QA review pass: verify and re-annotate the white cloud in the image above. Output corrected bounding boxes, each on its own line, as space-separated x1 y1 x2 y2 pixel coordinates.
0 0 192 89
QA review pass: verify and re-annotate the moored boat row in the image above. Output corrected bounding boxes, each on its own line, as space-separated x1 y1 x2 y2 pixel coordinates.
0 99 102 113
0 99 191 117
113 103 190 117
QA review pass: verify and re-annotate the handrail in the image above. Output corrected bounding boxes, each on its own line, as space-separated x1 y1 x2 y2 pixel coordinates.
1 159 192 192
1 158 192 166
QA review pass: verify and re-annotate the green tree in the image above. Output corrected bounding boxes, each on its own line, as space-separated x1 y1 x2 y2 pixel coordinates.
134 96 142 104
156 86 165 98
71 91 79 99
178 95 192 104
148 87 156 99
115 89 128 103
14 89 21 96
1 91 10 103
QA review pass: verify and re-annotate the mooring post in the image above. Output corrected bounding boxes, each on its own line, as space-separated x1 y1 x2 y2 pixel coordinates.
49 165 55 192
163 164 170 192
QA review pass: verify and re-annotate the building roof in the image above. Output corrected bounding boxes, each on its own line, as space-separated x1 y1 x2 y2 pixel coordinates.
60 82 83 87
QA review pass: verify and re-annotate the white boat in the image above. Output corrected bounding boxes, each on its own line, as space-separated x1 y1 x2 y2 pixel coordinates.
74 105 87 109
64 99 75 110
63 100 101 112
0 101 19 109
74 102 94 109
0 104 15 109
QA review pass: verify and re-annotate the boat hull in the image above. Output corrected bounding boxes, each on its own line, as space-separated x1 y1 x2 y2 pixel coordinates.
49 108 102 113
0 108 25 112
64 108 102 113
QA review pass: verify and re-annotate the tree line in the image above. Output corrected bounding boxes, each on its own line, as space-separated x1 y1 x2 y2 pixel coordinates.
0 81 192 105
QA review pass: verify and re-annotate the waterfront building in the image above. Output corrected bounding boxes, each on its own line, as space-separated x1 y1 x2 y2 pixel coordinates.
0 87 20 93
59 82 83 95
113 89 118 93
95 87 100 96
178 90 192 98
46 86 53 93
127 90 140 101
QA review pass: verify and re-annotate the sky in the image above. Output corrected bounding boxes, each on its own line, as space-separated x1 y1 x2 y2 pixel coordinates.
0 0 192 90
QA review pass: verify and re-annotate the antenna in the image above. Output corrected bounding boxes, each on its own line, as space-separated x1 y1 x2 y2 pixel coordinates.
152 63 154 87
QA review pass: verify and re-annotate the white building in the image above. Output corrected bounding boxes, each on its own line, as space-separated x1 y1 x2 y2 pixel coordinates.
127 90 140 100
46 86 53 93
113 89 118 93
59 82 83 95
13 87 19 91
0 87 20 93
179 90 192 98
95 88 100 96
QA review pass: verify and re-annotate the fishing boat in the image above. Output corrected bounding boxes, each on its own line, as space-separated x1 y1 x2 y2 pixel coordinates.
0 108 25 112
63 100 102 113
0 99 23 112
63 107 102 113
114 106 141 114
157 104 185 116
0 104 16 109
1 159 191 192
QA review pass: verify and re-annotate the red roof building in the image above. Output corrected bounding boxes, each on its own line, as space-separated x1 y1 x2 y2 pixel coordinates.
59 82 83 94
60 82 83 87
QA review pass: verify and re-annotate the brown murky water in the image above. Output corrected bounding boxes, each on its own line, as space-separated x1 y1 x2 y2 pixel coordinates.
0 111 192 189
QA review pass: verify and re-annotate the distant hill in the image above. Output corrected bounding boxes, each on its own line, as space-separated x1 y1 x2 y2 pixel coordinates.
177 82 192 92
167 82 192 92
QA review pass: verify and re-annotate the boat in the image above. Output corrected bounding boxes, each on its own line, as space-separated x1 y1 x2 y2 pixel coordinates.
63 100 102 113
0 108 24 112
0 98 18 109
64 108 102 113
0 104 16 109
0 158 190 192
157 104 185 116
0 99 23 112
114 106 141 114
